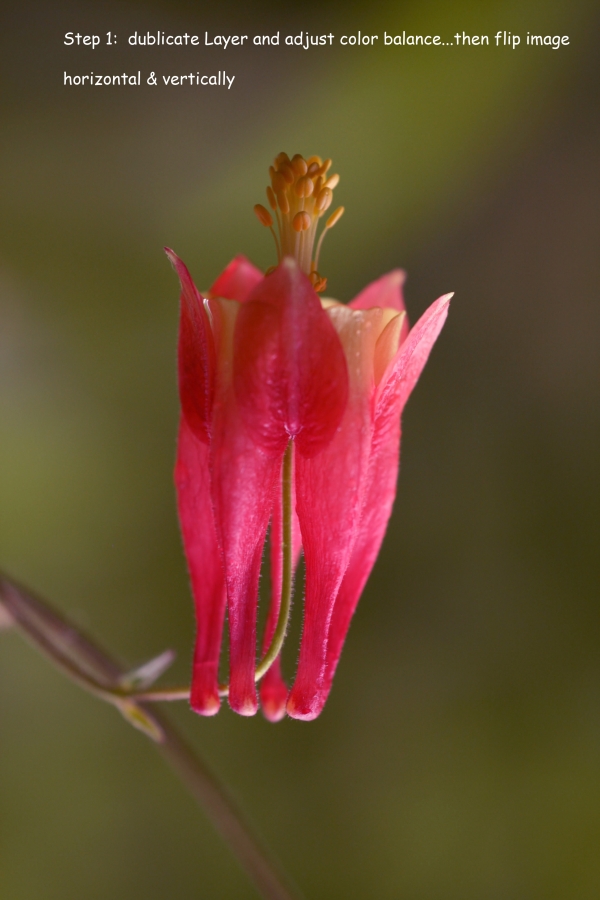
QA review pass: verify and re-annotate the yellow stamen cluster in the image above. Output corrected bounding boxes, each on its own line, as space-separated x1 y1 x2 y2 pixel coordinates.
253 152 345 292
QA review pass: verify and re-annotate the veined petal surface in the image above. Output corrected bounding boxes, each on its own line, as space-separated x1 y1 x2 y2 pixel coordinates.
209 297 282 715
233 259 349 459
288 305 382 720
315 293 452 715
167 248 216 444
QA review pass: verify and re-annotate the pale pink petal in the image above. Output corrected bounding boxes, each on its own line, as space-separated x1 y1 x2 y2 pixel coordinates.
316 420 401 715
376 294 452 428
351 270 409 346
312 294 452 715
349 269 406 312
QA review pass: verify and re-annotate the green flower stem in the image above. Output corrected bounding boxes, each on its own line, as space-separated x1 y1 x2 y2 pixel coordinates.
255 440 294 681
0 572 302 900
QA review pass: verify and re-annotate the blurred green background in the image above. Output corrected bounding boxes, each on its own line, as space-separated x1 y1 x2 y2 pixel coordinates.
1 0 600 897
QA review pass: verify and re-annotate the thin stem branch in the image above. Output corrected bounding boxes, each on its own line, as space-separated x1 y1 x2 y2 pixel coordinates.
0 572 302 900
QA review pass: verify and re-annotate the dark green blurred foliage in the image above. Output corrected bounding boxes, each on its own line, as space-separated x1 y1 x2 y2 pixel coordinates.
1 0 599 897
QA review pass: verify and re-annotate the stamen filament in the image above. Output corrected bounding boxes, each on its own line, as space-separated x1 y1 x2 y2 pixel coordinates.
315 206 344 272
255 153 344 289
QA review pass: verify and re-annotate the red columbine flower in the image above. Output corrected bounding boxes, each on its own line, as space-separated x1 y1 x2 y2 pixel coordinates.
168 153 451 721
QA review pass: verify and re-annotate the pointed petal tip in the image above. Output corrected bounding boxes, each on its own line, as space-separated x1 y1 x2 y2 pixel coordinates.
429 291 453 323
165 247 196 292
164 246 180 268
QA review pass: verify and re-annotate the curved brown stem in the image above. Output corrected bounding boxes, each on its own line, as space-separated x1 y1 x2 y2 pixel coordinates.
0 572 302 900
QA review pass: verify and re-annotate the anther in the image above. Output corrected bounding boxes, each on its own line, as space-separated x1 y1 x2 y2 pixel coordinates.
292 211 311 232
271 171 287 194
279 163 295 185
326 206 345 228
295 175 314 198
256 154 343 282
277 191 290 215
314 187 333 213
266 186 277 210
291 154 307 176
254 204 273 227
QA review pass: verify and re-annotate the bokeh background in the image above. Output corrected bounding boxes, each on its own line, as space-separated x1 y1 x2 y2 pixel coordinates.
1 0 600 897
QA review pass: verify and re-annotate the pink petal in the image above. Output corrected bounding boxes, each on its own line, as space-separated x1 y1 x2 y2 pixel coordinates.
209 255 264 303
166 248 216 444
208 297 282 715
287 306 382 720
376 294 452 427
317 420 401 715
175 416 226 716
233 259 349 459
314 294 452 716
349 269 406 312
259 458 302 723
351 269 409 346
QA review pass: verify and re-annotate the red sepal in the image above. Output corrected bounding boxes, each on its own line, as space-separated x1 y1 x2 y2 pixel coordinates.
167 248 216 444
233 259 349 459
175 416 226 715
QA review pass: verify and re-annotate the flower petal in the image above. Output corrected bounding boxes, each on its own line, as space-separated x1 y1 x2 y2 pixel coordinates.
233 258 349 459
174 416 226 716
209 297 282 715
351 269 410 348
166 248 216 445
313 294 452 715
287 306 382 720
376 294 452 426
318 420 401 715
350 269 407 312
209 255 264 303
